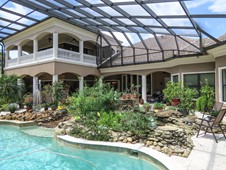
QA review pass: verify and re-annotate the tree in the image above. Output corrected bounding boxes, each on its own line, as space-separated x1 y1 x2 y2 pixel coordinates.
0 74 25 104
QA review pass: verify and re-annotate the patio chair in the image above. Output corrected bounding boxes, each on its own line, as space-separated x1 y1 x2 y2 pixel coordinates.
201 101 223 118
196 109 226 143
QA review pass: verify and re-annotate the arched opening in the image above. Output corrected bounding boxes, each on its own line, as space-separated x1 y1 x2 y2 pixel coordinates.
7 45 18 59
21 75 33 93
84 75 99 87
84 40 97 56
59 72 79 93
58 33 80 52
37 72 52 88
36 32 53 51
20 39 33 55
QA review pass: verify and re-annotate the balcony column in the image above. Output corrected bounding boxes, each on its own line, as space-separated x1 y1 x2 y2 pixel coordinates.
18 45 22 64
79 76 84 92
52 74 58 83
142 75 147 103
5 50 9 67
33 39 38 61
53 32 58 59
79 40 84 62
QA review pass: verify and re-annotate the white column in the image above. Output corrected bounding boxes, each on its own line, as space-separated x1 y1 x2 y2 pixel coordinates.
33 39 38 61
5 50 9 67
52 74 58 83
142 75 147 103
79 40 84 62
136 75 140 93
53 32 58 59
79 76 84 92
18 45 22 64
130 75 133 89
33 76 38 94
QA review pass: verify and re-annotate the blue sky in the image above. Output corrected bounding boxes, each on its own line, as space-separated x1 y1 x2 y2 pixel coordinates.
0 0 226 47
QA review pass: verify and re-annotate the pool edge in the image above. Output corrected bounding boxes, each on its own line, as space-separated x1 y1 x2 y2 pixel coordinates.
57 135 170 170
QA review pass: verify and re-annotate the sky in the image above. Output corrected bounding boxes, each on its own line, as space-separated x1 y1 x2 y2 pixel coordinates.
0 0 226 48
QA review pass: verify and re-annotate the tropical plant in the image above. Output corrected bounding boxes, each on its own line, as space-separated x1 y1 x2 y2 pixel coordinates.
179 87 198 114
97 111 122 128
0 74 25 104
24 94 33 107
163 81 181 104
196 83 214 112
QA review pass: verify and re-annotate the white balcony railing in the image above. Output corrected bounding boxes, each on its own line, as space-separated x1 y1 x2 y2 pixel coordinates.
36 48 53 60
20 54 34 64
7 58 18 67
84 54 96 64
58 48 80 61
6 48 96 68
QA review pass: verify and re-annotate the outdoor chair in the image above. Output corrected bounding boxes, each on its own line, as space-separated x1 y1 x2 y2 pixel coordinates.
196 109 226 143
201 102 223 118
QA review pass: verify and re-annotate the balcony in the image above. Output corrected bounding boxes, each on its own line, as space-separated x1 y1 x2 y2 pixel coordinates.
6 48 97 68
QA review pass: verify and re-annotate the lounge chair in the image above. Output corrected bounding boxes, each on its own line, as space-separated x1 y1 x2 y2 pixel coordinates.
196 109 226 143
201 101 223 118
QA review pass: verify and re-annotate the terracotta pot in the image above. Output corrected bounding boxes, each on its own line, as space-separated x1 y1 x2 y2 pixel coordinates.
172 98 180 106
139 99 144 104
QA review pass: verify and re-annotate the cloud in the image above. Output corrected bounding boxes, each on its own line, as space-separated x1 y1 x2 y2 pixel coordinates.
208 0 226 13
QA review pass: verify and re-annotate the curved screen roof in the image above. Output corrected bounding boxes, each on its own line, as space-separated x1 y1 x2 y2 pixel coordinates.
1 0 226 64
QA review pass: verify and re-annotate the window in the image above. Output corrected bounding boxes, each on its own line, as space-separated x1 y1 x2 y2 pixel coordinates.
172 74 179 83
183 73 215 94
222 69 226 101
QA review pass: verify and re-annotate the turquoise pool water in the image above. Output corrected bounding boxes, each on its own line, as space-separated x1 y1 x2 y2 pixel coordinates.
0 125 162 170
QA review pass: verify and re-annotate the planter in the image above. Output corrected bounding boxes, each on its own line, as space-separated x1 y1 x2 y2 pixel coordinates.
171 98 180 106
50 105 58 111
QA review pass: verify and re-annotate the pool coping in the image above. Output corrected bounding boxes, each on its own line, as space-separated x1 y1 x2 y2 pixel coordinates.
57 135 178 170
0 120 36 127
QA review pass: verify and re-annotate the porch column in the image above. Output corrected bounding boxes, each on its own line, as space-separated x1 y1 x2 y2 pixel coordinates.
136 75 140 93
52 74 58 83
130 75 133 90
33 39 38 61
33 76 38 95
79 76 84 92
79 40 84 62
18 45 22 64
5 50 9 67
53 32 58 59
142 75 147 103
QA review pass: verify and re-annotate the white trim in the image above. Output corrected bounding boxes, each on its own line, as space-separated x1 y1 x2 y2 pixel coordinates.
181 71 215 87
171 73 180 82
218 66 226 104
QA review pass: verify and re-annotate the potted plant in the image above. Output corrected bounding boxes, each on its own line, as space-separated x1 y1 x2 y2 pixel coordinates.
24 94 33 112
50 101 58 111
163 81 181 106
43 103 49 111
153 102 164 110
143 102 151 112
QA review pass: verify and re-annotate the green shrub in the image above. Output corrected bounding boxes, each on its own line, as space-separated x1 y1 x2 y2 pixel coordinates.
67 77 120 115
116 112 149 136
153 102 164 109
97 111 122 128
163 81 181 103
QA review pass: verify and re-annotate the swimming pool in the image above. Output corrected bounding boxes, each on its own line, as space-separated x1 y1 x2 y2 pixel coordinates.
0 125 163 170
